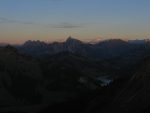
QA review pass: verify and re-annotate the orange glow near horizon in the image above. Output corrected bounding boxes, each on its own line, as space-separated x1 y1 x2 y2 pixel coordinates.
0 0 150 44
0 33 150 44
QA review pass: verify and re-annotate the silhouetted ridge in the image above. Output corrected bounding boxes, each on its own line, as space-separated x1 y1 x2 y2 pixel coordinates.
96 39 128 46
23 40 47 47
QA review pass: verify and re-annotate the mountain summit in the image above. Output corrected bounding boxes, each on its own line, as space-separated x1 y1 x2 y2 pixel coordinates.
65 36 82 45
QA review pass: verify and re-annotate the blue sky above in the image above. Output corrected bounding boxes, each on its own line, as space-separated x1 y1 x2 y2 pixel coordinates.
0 0 150 43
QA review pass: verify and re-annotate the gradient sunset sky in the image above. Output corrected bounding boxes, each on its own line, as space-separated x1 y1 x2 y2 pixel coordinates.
0 0 150 44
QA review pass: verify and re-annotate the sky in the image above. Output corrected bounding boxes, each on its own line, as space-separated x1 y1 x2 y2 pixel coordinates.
0 0 150 44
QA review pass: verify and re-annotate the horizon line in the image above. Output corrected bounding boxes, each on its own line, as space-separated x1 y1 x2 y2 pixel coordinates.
0 37 150 45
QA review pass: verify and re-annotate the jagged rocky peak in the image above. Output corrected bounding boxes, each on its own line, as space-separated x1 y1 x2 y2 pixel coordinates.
65 36 82 45
23 40 47 46
66 36 74 41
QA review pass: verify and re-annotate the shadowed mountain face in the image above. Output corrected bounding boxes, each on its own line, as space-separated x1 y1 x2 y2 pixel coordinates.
0 46 43 106
1 38 150 113
85 58 150 113
0 46 116 113
107 58 150 113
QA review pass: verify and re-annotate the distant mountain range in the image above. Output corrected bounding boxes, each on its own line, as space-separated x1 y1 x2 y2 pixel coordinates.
15 37 150 59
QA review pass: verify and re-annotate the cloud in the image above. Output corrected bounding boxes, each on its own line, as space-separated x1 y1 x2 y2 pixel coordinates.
0 17 36 25
39 0 64 3
0 17 84 29
0 17 16 23
49 0 61 1
51 22 83 29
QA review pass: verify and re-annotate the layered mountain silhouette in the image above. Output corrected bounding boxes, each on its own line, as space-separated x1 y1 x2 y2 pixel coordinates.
1 37 150 113
18 37 90 57
17 37 150 59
